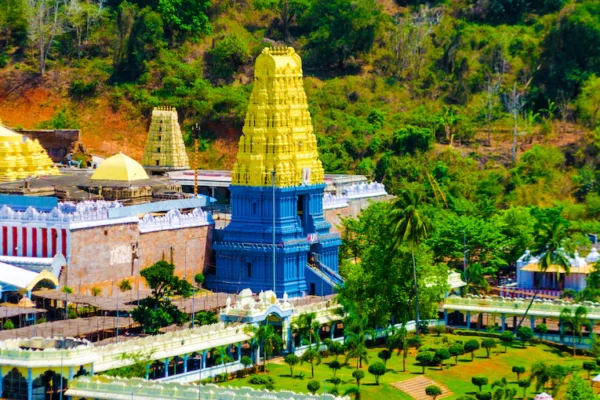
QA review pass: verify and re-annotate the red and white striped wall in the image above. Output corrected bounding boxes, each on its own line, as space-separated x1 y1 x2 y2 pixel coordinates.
0 224 70 258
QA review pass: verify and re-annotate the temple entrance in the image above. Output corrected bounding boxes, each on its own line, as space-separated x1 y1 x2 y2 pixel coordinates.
297 195 306 235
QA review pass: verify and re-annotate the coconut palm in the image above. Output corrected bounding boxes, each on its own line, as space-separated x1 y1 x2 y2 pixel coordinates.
344 313 374 369
292 312 322 348
518 220 571 329
560 306 592 356
390 190 430 338
245 323 282 372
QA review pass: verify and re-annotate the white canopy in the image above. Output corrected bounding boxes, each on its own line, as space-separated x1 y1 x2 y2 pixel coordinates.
0 261 58 292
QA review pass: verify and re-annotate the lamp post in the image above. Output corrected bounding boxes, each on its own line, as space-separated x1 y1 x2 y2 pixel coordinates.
271 170 276 296
192 123 200 197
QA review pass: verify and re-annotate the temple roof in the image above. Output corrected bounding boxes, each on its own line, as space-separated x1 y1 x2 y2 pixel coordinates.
91 152 150 181
232 47 324 188
142 106 189 171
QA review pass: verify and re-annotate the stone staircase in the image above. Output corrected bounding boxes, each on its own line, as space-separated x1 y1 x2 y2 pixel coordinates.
391 376 453 400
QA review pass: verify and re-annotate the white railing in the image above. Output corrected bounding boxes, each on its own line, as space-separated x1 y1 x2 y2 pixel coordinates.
343 182 387 200
139 208 211 233
322 193 348 210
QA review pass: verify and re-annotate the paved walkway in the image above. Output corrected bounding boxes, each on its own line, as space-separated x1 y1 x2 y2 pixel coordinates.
391 376 452 400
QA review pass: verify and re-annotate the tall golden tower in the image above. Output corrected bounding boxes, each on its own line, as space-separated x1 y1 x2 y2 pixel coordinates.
0 125 59 182
142 106 190 174
232 47 324 187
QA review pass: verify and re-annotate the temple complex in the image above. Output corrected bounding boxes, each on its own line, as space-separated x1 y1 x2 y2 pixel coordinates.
208 47 342 298
0 124 59 182
142 107 190 175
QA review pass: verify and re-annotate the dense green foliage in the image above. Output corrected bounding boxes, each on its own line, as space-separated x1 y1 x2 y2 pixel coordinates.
131 260 193 334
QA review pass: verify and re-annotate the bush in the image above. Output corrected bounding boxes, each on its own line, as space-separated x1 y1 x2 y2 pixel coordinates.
3 320 15 330
71 79 98 96
481 339 497 358
448 343 465 365
248 375 274 385
393 126 435 155
517 326 534 347
37 317 46 324
194 273 204 288
475 393 492 400
583 361 596 379
330 377 341 387
434 348 451 369
433 325 446 336
368 361 386 384
416 351 435 374
307 380 321 394
512 366 525 381
200 377 213 384
320 349 330 358
425 384 443 399
464 340 480 361
472 375 489 393
329 360 341 376
241 355 253 368
352 369 365 387
284 354 300 377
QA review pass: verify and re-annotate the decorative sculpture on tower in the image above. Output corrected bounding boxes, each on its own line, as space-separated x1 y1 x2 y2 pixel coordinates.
142 106 189 175
0 124 59 182
207 47 342 298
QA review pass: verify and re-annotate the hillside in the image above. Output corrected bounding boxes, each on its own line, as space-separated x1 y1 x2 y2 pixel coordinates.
1 0 600 243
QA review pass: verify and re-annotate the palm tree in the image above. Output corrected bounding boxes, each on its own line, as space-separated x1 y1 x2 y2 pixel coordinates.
491 378 517 400
344 313 373 369
387 319 409 372
301 348 322 378
214 345 234 375
560 306 592 356
518 220 571 329
247 323 283 373
292 312 322 348
390 190 430 338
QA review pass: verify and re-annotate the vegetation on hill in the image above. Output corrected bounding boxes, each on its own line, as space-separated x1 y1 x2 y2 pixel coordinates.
1 0 600 250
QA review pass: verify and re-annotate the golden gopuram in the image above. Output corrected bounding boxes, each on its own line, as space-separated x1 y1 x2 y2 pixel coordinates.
142 106 190 175
0 124 59 182
232 47 324 187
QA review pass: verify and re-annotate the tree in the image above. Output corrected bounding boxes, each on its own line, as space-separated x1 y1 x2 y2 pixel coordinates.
392 126 434 155
3 320 14 330
255 323 283 373
387 323 410 372
582 362 595 380
377 350 391 367
293 312 322 348
301 0 382 69
472 375 489 393
560 306 592 356
191 310 218 327
329 360 341 377
391 190 431 337
436 106 460 147
448 343 464 365
491 378 516 400
307 380 320 395
327 340 344 360
425 385 443 400
205 35 251 84
194 273 204 288
301 348 322 378
65 0 103 59
113 7 165 82
240 355 252 375
214 346 234 374
434 348 451 370
517 326 534 348
512 366 525 381
284 354 299 377
576 75 600 128
132 260 193 333
344 385 361 400
476 393 492 400
367 361 386 384
91 287 101 297
416 351 434 374
499 332 514 353
352 369 365 388
343 314 372 370
253 0 309 42
517 379 530 398
565 374 596 400
535 323 548 341
62 286 73 294
464 340 480 361
27 0 64 75
156 0 211 40
481 339 497 358
505 82 526 164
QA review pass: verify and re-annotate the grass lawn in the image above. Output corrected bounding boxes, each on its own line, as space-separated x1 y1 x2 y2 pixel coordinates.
216 334 595 399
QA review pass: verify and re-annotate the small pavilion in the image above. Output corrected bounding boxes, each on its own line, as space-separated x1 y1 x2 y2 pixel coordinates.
0 261 59 302
516 248 599 292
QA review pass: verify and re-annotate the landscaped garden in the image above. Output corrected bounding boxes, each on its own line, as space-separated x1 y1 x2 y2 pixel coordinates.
215 331 597 400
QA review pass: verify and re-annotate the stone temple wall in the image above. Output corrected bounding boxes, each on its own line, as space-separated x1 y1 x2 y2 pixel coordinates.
67 223 211 295
324 195 393 234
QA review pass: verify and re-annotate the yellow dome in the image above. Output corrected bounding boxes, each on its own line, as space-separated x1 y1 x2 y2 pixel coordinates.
91 152 149 181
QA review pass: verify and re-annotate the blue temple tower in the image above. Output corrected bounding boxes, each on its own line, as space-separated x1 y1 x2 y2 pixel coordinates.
207 47 342 298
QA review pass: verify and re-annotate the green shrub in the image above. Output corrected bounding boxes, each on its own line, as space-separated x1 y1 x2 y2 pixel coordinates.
248 375 274 385
472 375 489 393
368 361 386 384
425 384 443 400
200 377 213 385
3 320 15 330
71 79 99 96
393 126 435 155
307 380 320 394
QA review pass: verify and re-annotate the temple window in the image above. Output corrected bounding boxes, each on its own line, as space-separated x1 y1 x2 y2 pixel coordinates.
157 147 161 153
247 262 252 277
156 160 160 166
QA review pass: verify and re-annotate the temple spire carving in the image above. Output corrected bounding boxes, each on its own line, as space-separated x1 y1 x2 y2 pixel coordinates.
232 47 324 187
